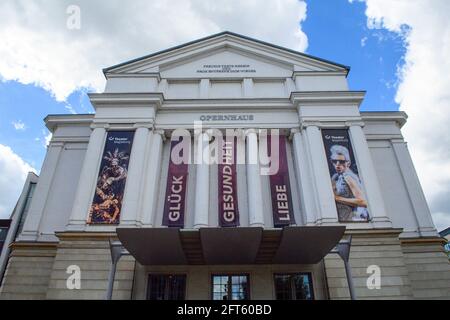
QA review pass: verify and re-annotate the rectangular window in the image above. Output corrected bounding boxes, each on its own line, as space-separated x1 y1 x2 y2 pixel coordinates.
274 273 314 300
212 274 250 300
147 274 186 300
0 227 8 254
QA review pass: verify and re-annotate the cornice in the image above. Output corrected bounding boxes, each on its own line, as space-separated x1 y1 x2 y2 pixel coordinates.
360 111 408 128
290 91 366 108
45 114 94 132
88 92 165 110
105 72 161 81
161 98 294 111
291 70 348 78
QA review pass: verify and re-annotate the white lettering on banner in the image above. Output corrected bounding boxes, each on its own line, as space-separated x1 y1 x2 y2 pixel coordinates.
275 185 290 221
168 175 184 222
222 140 236 223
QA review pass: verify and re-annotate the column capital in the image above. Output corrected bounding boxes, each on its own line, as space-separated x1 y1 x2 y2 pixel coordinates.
390 138 406 144
289 128 301 141
300 121 322 130
244 128 258 136
153 129 167 141
48 141 65 148
133 122 154 129
90 122 109 130
346 120 365 128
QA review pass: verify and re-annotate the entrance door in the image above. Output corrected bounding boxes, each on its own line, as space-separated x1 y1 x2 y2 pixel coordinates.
147 274 186 300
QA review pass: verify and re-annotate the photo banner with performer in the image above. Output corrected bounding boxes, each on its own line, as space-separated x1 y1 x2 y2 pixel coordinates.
322 129 370 222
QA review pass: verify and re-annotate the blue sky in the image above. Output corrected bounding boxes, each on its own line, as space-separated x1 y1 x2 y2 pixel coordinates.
0 0 449 231
303 0 406 112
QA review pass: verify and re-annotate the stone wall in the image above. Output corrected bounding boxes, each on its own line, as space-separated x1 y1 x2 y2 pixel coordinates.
45 232 135 300
0 243 57 299
324 229 413 299
401 238 450 299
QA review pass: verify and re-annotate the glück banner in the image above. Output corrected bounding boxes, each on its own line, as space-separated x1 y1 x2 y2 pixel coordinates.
162 136 189 227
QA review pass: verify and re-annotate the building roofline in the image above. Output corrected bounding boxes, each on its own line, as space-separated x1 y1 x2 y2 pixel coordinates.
102 31 351 76
360 111 408 128
44 114 94 132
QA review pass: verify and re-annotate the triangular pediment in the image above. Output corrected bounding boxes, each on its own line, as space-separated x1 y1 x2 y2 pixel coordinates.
104 31 349 78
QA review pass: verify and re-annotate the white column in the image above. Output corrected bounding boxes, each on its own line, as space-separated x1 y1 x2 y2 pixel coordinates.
120 126 150 226
291 129 318 225
140 130 165 226
246 129 265 227
304 125 339 224
349 124 391 227
193 131 210 228
391 139 436 235
67 126 107 230
19 142 64 241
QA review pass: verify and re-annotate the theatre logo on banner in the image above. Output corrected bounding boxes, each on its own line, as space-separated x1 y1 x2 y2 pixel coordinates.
162 136 190 227
267 134 295 227
322 129 370 222
88 131 134 224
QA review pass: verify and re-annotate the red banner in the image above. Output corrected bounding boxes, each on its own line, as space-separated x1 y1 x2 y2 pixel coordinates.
268 135 295 227
162 137 189 227
218 136 240 227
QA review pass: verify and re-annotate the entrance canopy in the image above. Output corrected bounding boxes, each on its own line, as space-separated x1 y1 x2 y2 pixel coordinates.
116 226 345 265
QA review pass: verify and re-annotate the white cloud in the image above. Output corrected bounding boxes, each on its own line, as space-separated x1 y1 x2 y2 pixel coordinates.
0 144 36 219
44 131 52 147
12 120 26 131
0 0 308 102
357 0 450 231
361 36 368 47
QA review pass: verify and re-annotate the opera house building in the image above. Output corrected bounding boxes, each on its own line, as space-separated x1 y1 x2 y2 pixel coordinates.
0 32 449 300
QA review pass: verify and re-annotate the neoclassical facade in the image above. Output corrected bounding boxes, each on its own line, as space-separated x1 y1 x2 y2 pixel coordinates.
1 32 449 300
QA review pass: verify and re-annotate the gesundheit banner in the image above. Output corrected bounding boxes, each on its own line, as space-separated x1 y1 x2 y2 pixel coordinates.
268 135 295 227
322 129 370 222
218 136 240 227
88 131 134 224
162 136 189 227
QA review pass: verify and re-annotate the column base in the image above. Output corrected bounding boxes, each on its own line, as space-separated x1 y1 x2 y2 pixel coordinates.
65 220 87 232
249 223 265 228
418 227 439 237
16 230 39 242
315 217 340 226
370 216 393 229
